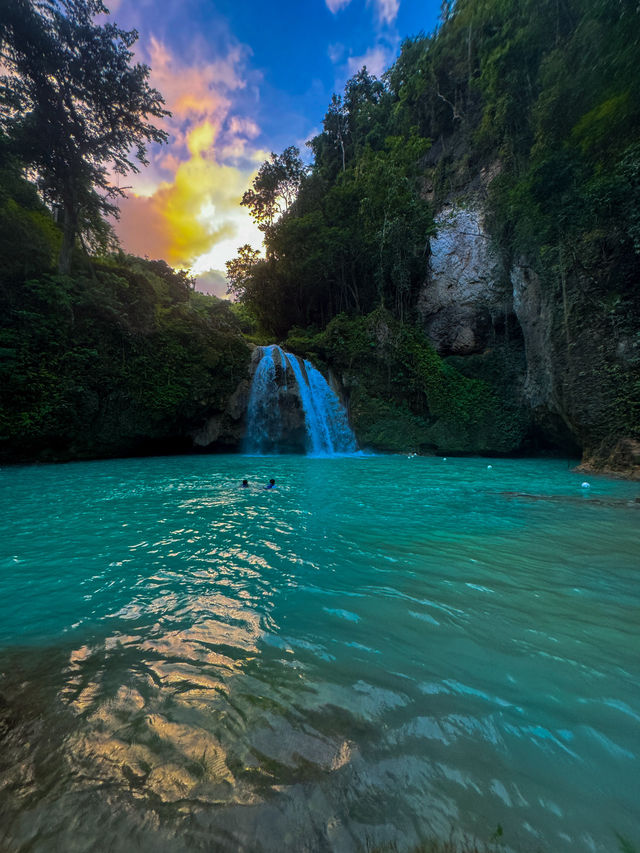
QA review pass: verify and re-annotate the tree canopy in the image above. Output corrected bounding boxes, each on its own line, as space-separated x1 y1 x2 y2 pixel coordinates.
240 146 306 236
226 0 640 343
0 0 169 273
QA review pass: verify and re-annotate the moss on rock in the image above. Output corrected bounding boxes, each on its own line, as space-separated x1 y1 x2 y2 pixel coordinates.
287 308 530 455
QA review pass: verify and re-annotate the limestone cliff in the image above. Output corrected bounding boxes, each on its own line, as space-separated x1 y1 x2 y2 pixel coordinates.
418 193 640 476
418 205 509 356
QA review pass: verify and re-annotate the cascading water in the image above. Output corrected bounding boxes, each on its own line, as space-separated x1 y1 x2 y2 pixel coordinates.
245 345 358 456
284 352 357 455
244 346 286 454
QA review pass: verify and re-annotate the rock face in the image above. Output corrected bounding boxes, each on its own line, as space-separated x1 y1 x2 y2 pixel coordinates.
510 261 554 411
190 377 252 451
509 259 577 448
190 349 256 451
419 205 509 355
418 194 639 469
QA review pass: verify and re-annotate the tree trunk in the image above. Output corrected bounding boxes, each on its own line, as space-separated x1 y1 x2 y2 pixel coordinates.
58 201 77 275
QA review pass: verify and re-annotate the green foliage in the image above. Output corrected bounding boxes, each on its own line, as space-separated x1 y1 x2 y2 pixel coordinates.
310 310 528 453
5 0 638 459
240 146 305 235
0 153 60 283
0 190 250 461
230 130 434 336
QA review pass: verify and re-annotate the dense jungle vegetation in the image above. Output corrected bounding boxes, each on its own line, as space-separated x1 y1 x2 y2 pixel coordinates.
0 154 249 460
229 0 639 457
0 0 249 461
231 0 639 333
0 0 638 461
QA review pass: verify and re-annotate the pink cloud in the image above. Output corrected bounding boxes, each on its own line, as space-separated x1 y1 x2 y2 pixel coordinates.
195 269 229 298
147 37 235 125
115 194 171 261
228 116 261 139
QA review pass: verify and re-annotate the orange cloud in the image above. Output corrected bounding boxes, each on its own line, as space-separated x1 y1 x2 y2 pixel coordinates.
116 193 170 261
147 37 245 125
117 120 261 269
114 39 264 272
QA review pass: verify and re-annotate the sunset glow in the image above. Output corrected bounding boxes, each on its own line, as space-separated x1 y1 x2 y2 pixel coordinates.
109 0 441 295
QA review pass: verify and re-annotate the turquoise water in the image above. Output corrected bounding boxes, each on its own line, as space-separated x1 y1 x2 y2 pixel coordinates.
0 454 638 852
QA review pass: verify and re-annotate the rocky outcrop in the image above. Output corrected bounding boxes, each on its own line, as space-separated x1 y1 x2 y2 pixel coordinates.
415 200 531 454
190 347 257 451
417 192 639 469
419 204 510 355
190 375 252 451
578 437 640 480
509 259 578 449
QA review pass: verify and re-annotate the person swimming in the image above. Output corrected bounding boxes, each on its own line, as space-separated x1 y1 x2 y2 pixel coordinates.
241 479 249 488
265 478 276 489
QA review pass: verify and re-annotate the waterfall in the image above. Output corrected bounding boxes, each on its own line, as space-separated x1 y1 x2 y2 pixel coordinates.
244 346 285 454
244 345 358 456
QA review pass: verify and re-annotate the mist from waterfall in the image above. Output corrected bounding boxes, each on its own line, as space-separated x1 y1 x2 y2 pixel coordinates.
244 345 358 456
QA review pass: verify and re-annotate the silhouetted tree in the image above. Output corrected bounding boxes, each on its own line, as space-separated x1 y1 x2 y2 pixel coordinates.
240 146 305 237
0 0 169 273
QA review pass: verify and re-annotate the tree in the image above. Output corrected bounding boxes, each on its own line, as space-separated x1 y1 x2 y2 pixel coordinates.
240 146 305 235
355 133 433 320
0 0 169 273
323 94 348 172
225 243 261 300
311 70 386 178
343 67 385 156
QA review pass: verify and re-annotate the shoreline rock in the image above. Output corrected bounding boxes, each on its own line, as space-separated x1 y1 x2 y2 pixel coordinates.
576 437 640 481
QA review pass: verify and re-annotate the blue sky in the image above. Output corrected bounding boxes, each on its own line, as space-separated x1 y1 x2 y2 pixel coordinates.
109 0 442 293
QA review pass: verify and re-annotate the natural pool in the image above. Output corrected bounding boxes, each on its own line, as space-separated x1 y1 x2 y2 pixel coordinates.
0 454 638 852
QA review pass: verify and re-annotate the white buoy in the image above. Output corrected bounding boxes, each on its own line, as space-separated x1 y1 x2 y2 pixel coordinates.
443 457 447 461
581 482 591 489
487 465 493 470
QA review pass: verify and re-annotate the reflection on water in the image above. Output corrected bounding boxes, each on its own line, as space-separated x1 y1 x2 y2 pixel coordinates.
0 455 638 852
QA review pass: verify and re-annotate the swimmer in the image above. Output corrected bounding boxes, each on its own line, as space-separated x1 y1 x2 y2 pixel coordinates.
265 478 276 489
241 479 249 488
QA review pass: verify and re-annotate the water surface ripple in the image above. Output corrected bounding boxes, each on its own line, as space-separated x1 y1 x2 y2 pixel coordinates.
0 455 638 852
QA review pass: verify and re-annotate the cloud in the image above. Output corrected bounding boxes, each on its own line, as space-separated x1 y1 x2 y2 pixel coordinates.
370 0 400 27
113 36 265 274
325 0 352 12
116 120 262 269
146 36 240 126
346 44 393 77
195 269 229 298
228 116 260 139
325 0 399 27
328 42 345 65
115 194 170 261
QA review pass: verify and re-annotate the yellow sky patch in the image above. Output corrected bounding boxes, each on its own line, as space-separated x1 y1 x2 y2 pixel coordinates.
113 40 264 276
